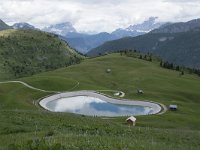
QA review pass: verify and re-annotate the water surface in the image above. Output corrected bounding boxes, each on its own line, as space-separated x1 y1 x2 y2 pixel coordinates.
46 96 153 116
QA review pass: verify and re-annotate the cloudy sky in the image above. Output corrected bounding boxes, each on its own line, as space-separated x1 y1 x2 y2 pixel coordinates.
1 0 200 33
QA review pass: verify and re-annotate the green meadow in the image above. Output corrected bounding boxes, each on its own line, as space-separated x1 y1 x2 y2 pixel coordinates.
0 29 82 80
0 54 200 149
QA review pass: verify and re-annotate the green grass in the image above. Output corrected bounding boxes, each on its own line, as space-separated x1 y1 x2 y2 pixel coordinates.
0 29 83 80
0 54 200 149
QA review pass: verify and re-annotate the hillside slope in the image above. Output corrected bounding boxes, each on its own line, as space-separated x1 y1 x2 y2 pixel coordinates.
88 30 200 68
0 29 82 80
0 54 200 149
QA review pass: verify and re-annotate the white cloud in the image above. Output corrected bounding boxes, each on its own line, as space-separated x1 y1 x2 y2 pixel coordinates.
1 0 200 33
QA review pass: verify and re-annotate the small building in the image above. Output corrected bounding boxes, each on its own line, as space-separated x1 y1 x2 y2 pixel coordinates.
137 89 144 94
126 116 136 126
114 92 123 96
106 68 111 73
169 105 178 111
114 92 120 96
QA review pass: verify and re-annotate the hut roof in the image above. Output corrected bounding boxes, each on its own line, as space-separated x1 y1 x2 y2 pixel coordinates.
169 105 177 109
137 89 144 93
126 116 136 122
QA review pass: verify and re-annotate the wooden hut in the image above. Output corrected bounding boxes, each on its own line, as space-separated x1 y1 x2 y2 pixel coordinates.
126 116 136 126
137 89 144 94
106 68 111 73
169 105 177 111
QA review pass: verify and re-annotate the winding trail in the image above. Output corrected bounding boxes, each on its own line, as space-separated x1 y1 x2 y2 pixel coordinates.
0 80 79 93
0 81 124 97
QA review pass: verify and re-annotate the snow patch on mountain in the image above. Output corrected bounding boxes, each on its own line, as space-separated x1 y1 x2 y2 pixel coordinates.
42 22 77 36
126 17 162 32
112 17 164 38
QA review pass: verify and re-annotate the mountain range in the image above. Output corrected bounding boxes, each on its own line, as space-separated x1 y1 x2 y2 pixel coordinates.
12 22 37 30
88 18 200 68
42 22 77 36
0 17 164 54
39 17 163 53
2 17 200 68
112 17 163 38
0 21 38 30
151 18 200 33
60 17 164 53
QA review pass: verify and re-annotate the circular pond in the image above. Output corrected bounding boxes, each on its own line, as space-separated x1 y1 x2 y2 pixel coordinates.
39 91 162 117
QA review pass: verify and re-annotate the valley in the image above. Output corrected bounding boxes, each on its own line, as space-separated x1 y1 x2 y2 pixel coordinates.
1 3 200 149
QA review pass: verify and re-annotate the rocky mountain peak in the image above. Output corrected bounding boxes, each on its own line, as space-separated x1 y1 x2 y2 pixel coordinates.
12 22 36 30
42 22 77 36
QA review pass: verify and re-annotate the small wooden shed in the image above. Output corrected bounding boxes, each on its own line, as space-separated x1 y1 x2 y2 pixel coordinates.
137 89 144 94
126 116 136 126
169 105 178 111
106 68 111 73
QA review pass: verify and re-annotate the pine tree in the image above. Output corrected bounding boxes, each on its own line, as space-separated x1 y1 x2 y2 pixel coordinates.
149 56 152 62
176 66 180 71
160 61 163 67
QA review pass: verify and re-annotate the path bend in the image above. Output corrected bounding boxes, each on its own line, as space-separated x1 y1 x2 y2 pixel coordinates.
0 80 79 93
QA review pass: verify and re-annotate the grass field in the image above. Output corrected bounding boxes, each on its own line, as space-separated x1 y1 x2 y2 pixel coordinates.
0 29 82 80
0 54 200 149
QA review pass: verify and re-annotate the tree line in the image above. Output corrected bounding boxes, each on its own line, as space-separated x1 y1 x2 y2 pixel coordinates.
119 49 153 62
119 49 200 77
160 60 200 76
94 49 200 77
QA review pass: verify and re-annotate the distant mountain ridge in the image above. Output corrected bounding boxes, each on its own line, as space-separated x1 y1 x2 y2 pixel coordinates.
0 20 39 31
88 18 200 68
62 17 163 53
0 17 162 54
42 22 77 36
151 18 200 33
12 22 37 30
0 18 163 54
0 19 12 30
126 17 162 32
112 17 163 38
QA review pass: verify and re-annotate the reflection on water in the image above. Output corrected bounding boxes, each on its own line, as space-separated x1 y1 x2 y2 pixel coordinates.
46 96 153 116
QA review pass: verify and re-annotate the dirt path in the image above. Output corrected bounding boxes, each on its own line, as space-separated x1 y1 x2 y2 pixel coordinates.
0 80 125 98
0 80 79 93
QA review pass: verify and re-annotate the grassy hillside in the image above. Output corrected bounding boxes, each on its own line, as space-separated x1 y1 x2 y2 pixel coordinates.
0 29 83 80
88 30 200 68
0 54 200 149
88 33 171 55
